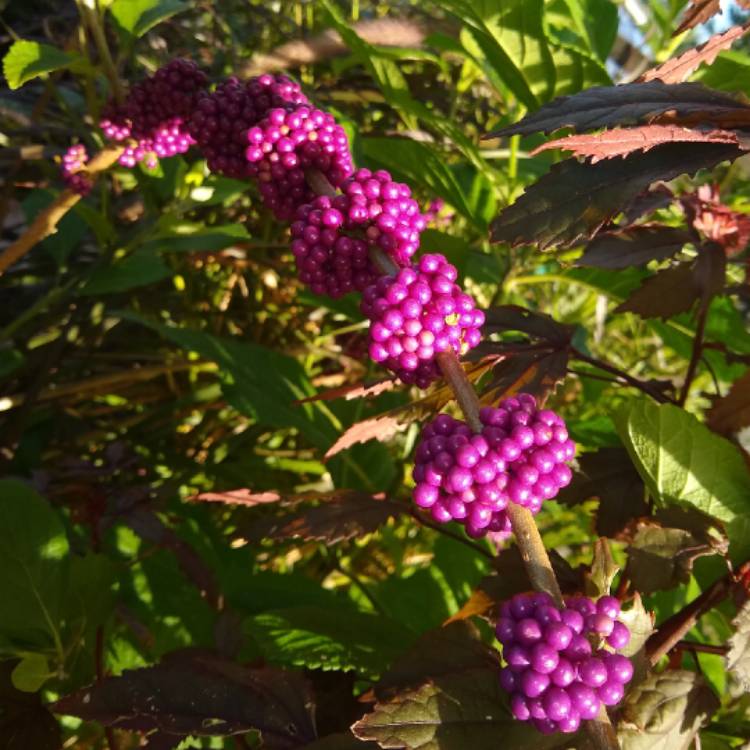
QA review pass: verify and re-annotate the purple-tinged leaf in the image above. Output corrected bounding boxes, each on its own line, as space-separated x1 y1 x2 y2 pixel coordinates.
51 650 316 748
485 81 750 139
490 143 744 249
578 225 694 269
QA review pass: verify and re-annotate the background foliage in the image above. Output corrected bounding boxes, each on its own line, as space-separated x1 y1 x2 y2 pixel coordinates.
3 0 750 748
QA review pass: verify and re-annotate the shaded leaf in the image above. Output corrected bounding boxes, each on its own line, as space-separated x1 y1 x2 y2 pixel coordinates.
478 350 569 406
490 142 743 249
615 262 699 319
11 654 50 693
243 494 402 544
556 447 648 537
617 593 655 685
622 185 675 225
485 81 750 138
725 600 750 692
303 733 376 750
0 661 60 750
109 0 188 38
0 479 68 650
707 369 750 437
625 522 725 595
480 305 574 345
81 251 171 295
375 621 499 700
52 650 316 747
578 225 693 269
618 670 719 749
3 40 76 90
533 125 739 163
642 23 750 84
616 400 750 562
353 668 582 750
247 606 414 676
675 0 723 35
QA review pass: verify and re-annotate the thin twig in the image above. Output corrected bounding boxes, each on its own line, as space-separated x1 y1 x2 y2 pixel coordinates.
678 301 709 406
0 144 124 276
411 509 495 561
572 349 674 404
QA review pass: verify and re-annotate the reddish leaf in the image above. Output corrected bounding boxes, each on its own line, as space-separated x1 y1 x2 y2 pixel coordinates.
490 142 744 249
243 493 403 544
0 661 60 750
325 360 494 459
616 262 699 319
708 370 750 437
693 242 727 304
623 185 675 225
51 651 316 748
578 225 694 269
295 377 398 405
675 0 723 35
532 125 739 163
190 489 286 506
643 23 750 83
485 81 750 139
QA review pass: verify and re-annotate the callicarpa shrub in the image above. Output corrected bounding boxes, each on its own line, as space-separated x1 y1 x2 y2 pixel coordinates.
8 4 750 748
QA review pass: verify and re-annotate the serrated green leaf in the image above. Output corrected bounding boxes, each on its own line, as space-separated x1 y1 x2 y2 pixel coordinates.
615 400 750 562
726 600 750 693
247 606 415 676
109 0 188 37
3 40 75 89
0 480 68 655
11 654 50 693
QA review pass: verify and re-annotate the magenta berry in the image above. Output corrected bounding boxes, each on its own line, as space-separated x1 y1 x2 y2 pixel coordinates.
290 195 378 297
60 144 92 195
496 592 633 734
362 254 484 387
188 73 308 179
101 59 208 168
411 395 574 538
246 105 353 221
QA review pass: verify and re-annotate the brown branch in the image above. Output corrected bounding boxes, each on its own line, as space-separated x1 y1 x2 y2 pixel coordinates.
0 144 124 276
678 299 709 406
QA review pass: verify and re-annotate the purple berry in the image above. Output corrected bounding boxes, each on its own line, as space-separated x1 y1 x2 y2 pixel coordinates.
598 680 625 707
603 653 634 685
60 144 91 195
545 622 573 650
596 595 621 619
579 657 608 688
543 687 572 721
567 683 600 721
515 618 543 645
521 669 550 698
531 643 560 675
607 621 631 650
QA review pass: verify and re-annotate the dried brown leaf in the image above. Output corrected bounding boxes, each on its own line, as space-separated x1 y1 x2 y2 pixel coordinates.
644 23 750 83
675 0 723 35
295 377 398 405
532 125 739 163
189 489 286 506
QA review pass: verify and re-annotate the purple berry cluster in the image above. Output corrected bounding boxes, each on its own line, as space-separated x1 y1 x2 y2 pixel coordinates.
246 106 353 221
60 144 91 195
411 395 574 535
294 168 427 267
497 592 633 735
291 196 379 297
188 74 308 179
361 254 484 388
100 59 208 168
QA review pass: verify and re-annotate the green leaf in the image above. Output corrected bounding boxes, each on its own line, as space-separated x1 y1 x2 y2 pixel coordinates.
247 606 415 676
140 223 250 254
3 40 75 89
119 313 338 449
0 350 24 380
0 480 68 654
109 0 188 37
11 654 50 693
81 251 172 296
618 670 719 750
616 400 750 563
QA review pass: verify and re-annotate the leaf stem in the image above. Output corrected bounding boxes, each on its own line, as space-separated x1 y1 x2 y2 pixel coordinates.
678 301 709 406
410 508 495 561
572 349 674 404
78 1 125 104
